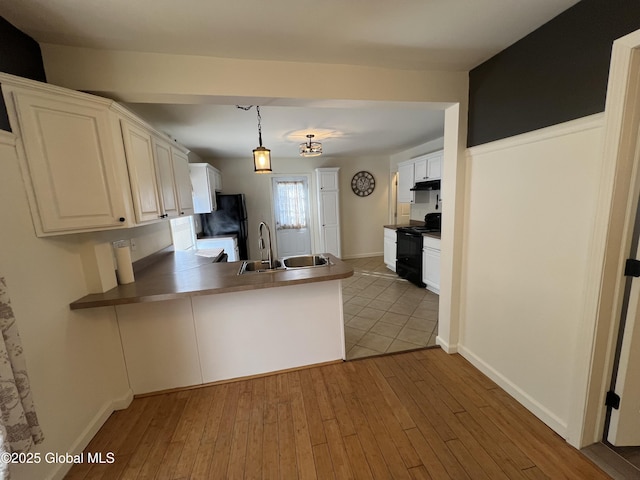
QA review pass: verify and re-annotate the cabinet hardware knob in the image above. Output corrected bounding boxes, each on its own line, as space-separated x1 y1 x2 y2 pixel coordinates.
119 217 125 222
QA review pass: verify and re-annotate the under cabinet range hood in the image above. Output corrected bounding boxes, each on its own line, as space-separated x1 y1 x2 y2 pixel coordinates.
410 179 441 191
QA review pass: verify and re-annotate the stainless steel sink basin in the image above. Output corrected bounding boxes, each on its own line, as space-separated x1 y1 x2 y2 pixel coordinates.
238 255 331 274
282 255 330 268
238 260 283 274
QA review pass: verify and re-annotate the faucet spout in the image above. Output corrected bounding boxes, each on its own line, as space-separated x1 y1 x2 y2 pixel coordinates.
258 221 274 269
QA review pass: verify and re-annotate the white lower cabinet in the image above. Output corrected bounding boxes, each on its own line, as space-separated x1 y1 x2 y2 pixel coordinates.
116 299 202 395
115 281 345 395
422 236 441 294
384 228 397 271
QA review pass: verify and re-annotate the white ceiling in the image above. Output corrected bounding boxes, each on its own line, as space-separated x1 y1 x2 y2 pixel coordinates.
1 0 580 159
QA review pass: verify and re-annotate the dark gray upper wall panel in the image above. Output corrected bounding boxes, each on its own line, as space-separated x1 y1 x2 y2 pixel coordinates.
467 0 640 148
0 16 46 132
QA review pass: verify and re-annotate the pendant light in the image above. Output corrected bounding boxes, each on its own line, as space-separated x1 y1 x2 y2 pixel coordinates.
252 106 272 173
299 134 322 157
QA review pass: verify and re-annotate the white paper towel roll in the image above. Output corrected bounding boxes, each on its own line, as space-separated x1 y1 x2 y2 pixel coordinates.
115 245 135 284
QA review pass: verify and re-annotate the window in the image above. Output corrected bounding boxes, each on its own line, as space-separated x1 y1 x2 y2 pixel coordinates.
274 179 308 230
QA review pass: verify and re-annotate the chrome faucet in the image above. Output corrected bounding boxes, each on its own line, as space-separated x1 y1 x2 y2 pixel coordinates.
258 221 274 269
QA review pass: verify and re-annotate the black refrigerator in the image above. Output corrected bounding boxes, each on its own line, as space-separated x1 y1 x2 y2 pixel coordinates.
200 194 249 260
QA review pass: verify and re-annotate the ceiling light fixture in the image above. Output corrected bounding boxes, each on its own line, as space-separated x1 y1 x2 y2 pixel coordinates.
238 105 272 173
299 134 322 157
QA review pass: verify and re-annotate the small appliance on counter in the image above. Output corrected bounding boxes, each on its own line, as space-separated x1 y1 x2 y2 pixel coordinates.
395 213 441 287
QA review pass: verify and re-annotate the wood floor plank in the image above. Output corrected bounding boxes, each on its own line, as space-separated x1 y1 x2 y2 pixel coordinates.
207 381 241 478
381 366 470 479
299 368 327 446
343 434 374 480
312 443 336 480
278 401 299 478
425 356 536 471
288 371 318 480
244 377 265 480
404 427 451 480
310 367 336 422
407 464 433 480
64 349 610 480
351 361 422 469
226 387 253 479
324 418 355 479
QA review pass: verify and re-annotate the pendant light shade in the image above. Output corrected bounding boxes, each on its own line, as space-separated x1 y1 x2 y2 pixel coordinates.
237 105 272 173
253 145 272 173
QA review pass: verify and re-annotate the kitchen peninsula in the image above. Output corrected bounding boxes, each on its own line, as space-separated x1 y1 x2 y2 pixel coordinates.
72 250 353 395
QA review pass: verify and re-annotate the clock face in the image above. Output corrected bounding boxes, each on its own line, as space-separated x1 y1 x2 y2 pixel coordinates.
351 171 375 197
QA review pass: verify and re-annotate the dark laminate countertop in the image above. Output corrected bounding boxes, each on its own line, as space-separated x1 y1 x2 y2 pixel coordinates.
70 251 353 310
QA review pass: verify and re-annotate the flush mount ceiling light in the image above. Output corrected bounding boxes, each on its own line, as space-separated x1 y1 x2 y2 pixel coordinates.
299 134 323 157
237 105 272 173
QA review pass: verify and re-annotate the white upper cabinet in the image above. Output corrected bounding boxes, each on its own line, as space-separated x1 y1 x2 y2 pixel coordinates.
121 119 163 222
189 163 222 214
396 149 443 205
2 80 134 234
397 160 415 203
171 148 194 217
426 150 443 180
1 73 195 235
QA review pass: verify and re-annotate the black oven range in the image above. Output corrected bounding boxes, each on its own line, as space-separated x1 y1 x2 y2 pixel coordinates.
396 213 441 288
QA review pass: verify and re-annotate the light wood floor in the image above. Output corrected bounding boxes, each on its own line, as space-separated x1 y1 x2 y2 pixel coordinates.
65 348 609 479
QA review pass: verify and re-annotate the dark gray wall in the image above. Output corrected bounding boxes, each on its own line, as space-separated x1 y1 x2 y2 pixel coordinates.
0 16 46 132
468 0 640 147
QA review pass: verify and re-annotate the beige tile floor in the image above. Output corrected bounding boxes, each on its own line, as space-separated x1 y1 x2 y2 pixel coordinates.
342 256 439 360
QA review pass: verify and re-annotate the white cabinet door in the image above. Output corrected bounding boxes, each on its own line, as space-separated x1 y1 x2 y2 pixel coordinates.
153 138 179 219
426 150 443 180
397 161 415 203
319 190 341 257
171 147 194 216
190 163 218 213
116 299 202 395
213 168 223 192
318 169 339 191
422 240 441 294
10 90 131 233
383 228 397 271
121 120 164 222
414 157 428 182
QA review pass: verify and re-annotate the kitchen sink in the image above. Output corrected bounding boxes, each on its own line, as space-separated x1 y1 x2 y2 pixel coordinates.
282 255 331 268
238 255 331 274
238 260 283 274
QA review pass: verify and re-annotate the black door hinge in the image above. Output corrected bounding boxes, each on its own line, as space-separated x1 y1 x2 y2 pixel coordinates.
606 390 620 410
624 259 640 277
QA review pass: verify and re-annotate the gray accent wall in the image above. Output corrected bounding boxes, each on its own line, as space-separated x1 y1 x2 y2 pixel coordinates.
468 0 640 147
0 16 46 132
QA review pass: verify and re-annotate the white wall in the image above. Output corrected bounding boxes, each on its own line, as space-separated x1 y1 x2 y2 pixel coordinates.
211 155 390 260
459 115 604 436
0 131 173 480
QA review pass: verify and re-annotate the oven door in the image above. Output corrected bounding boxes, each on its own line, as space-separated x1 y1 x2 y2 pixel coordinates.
396 230 425 287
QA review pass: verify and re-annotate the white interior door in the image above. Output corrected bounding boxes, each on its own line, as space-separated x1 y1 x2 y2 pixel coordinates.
272 176 312 258
607 208 640 446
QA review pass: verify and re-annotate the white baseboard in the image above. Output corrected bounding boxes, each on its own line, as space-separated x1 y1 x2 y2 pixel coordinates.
458 345 568 438
341 252 383 260
436 336 458 353
49 389 134 480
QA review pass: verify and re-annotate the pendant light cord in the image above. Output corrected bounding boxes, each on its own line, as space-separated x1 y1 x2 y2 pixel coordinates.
256 106 264 148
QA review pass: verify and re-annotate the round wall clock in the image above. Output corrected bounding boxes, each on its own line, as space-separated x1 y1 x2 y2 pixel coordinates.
351 171 375 197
